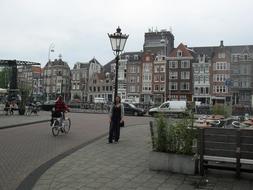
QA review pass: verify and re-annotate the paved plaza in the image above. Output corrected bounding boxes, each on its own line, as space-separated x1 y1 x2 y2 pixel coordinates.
33 124 253 190
1 112 253 190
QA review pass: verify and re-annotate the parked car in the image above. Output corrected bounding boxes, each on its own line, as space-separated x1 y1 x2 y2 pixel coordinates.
41 100 55 111
123 102 146 116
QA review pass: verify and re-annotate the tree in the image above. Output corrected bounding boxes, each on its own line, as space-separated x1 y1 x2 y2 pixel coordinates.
0 67 11 88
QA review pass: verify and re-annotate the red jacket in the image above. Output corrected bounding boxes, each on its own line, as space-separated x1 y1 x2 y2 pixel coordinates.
55 99 69 112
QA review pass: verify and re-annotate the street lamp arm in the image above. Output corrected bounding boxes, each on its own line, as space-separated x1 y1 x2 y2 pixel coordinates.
48 43 55 61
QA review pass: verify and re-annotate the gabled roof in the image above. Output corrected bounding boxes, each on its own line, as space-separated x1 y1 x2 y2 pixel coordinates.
89 57 101 66
169 43 193 58
190 45 253 57
73 62 90 69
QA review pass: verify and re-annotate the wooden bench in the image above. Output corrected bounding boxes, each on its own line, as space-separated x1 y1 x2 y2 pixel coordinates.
198 127 253 178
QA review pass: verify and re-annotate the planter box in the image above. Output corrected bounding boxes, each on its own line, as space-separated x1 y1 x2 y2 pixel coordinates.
149 151 196 175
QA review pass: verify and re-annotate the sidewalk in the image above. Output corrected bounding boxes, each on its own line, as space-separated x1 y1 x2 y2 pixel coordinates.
33 124 253 190
0 111 50 129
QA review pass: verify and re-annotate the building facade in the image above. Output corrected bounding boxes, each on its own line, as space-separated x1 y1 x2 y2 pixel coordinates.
230 46 253 106
153 55 166 105
143 28 174 56
167 43 194 101
88 72 113 103
141 52 154 104
43 57 71 101
125 52 142 103
210 41 231 105
192 54 211 104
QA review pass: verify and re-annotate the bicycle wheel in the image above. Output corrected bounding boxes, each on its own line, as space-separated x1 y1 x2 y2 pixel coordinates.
52 121 59 136
63 118 71 134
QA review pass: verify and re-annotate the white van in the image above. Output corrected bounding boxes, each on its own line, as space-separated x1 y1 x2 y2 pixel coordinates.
94 98 106 104
148 101 187 116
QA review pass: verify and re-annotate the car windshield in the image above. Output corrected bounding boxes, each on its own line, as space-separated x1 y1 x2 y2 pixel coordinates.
129 103 136 108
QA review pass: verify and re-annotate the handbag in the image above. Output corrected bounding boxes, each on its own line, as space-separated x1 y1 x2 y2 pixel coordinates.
120 120 125 127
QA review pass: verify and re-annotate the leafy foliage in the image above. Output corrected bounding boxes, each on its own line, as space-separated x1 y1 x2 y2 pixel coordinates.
211 104 231 118
153 112 196 155
0 67 11 88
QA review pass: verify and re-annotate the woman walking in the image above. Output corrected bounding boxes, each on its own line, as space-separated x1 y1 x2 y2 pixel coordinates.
108 96 124 143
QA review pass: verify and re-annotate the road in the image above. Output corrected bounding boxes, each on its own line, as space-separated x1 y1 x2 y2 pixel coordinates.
0 112 152 190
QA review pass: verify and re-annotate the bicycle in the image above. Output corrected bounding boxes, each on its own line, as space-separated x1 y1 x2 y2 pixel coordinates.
51 113 71 136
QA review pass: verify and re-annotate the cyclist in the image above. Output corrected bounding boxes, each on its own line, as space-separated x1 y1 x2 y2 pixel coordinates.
51 95 69 126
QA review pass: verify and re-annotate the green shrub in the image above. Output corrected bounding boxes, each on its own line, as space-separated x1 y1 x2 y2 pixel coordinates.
155 114 169 152
211 104 232 118
153 112 196 155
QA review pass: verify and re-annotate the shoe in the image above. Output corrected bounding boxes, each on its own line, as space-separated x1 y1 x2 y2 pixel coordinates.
107 141 113 144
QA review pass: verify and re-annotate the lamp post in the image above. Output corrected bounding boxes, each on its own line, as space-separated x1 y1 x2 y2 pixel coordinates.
48 43 55 62
160 37 168 101
108 27 129 102
46 43 55 101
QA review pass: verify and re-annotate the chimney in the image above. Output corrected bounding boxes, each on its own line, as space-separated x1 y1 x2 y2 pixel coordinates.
220 40 224 47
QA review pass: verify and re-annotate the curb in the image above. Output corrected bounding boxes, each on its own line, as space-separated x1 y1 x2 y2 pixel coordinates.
0 120 50 130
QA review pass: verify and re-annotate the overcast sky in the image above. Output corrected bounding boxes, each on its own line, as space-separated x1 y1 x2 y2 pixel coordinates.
0 0 253 68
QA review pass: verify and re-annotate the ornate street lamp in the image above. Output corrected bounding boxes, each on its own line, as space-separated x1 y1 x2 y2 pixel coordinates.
108 27 128 101
48 43 55 62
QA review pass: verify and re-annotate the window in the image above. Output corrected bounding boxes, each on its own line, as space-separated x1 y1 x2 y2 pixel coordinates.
136 76 140 83
169 61 178 68
214 85 227 93
130 85 135 92
129 76 136 83
154 75 159 82
160 65 165 72
181 71 190 79
169 71 178 79
170 82 177 90
160 75 165 82
142 83 152 91
204 66 209 73
160 84 165 91
204 76 209 83
177 50 182 57
181 60 190 68
194 66 200 74
215 62 229 70
180 82 190 90
244 54 248 60
154 65 159 73
218 53 225 59
179 95 187 100
154 85 159 91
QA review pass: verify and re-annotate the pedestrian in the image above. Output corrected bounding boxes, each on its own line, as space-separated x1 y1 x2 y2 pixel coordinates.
4 101 10 115
108 95 124 143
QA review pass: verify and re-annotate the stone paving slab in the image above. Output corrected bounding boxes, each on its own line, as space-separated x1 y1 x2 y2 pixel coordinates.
33 124 253 190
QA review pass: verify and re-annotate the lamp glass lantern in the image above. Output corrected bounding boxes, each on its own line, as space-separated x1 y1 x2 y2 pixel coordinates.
108 27 129 54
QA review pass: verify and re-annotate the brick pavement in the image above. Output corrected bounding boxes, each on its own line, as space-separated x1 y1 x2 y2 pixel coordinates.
33 124 253 190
